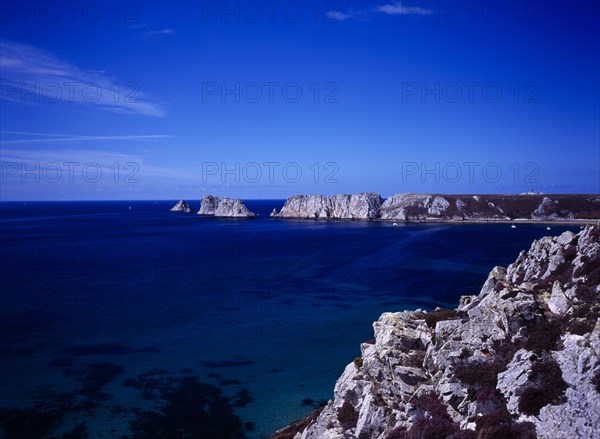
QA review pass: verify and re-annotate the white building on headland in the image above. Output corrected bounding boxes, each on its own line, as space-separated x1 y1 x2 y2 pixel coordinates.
520 188 544 195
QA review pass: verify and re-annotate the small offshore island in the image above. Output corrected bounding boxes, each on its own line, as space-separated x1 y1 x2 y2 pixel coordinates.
172 193 600 223
171 195 256 217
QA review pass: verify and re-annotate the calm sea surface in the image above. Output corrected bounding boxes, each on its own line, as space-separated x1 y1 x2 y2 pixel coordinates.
0 200 577 438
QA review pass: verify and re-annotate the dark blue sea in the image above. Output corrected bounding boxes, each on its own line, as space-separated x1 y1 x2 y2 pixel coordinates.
0 200 579 438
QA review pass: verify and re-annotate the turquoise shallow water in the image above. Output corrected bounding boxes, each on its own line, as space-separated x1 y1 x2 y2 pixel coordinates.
0 200 577 438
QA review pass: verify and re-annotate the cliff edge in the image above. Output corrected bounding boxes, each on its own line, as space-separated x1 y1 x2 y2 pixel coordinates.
273 226 600 439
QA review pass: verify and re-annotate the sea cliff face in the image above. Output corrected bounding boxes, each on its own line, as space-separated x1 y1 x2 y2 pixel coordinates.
197 195 256 217
272 193 600 222
274 226 600 439
272 193 383 220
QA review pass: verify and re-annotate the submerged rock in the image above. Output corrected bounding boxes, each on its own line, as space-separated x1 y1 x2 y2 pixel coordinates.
283 225 600 439
170 199 192 213
197 195 256 218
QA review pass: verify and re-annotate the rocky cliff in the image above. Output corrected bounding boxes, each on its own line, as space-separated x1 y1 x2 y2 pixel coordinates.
197 195 256 217
170 199 192 213
274 226 600 439
271 193 383 219
272 193 600 222
380 194 600 222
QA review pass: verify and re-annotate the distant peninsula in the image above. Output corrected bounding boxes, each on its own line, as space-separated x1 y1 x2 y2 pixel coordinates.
271 193 600 223
170 193 600 223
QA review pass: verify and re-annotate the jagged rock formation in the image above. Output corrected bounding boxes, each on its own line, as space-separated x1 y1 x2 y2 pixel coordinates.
380 194 457 220
197 195 256 217
272 193 383 220
274 226 600 439
532 196 576 220
198 195 220 215
272 193 600 222
170 200 192 213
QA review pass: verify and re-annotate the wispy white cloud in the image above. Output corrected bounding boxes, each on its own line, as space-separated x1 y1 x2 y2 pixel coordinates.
376 2 434 15
0 40 166 117
326 11 353 21
144 28 175 38
0 131 172 145
1 148 200 182
324 2 433 21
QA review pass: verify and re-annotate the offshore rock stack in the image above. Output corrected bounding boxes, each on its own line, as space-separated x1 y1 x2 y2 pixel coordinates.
169 200 193 213
197 195 256 217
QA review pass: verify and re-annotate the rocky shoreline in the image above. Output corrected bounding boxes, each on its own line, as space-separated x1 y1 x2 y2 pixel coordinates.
170 193 599 223
272 193 600 223
270 226 600 439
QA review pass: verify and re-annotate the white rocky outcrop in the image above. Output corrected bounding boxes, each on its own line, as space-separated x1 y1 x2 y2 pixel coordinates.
170 199 192 213
531 196 577 220
286 226 600 439
197 195 256 217
380 194 454 220
379 193 429 220
272 193 383 220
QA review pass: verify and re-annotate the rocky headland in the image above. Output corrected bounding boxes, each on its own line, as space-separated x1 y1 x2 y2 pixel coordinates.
272 193 600 223
169 199 193 213
197 195 256 218
272 193 383 220
270 225 600 439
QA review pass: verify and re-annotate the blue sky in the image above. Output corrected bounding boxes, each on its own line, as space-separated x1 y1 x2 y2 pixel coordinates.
0 0 599 200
